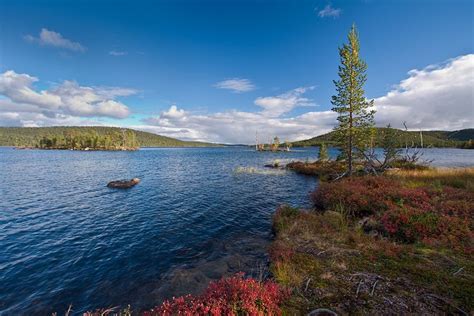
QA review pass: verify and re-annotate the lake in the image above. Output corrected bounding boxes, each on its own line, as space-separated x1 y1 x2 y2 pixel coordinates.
0 147 473 314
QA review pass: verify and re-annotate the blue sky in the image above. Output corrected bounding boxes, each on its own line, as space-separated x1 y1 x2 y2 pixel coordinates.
0 0 473 143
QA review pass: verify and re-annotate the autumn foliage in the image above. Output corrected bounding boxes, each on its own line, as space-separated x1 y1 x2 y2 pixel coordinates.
145 273 288 316
311 174 473 252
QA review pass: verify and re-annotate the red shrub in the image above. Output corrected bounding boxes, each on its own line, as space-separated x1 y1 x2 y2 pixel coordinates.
312 176 401 216
380 206 438 242
436 187 474 218
147 273 288 316
311 176 473 252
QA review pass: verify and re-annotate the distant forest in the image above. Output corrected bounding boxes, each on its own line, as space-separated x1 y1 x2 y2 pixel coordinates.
0 127 220 149
291 128 474 149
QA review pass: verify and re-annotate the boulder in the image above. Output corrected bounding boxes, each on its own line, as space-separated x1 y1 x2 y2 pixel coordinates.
107 178 140 189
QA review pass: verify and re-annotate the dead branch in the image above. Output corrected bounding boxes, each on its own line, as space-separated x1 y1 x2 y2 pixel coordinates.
453 267 464 276
305 278 312 292
370 280 379 296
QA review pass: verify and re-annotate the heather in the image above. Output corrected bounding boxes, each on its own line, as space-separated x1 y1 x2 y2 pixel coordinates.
271 204 473 314
311 168 474 252
83 274 288 316
270 168 474 314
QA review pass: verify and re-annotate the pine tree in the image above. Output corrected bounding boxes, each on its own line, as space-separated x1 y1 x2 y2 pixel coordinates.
331 24 375 175
318 143 329 161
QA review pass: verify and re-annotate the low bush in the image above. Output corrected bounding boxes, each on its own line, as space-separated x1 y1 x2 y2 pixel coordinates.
312 176 398 216
286 161 346 180
311 173 474 252
269 208 474 314
146 273 288 316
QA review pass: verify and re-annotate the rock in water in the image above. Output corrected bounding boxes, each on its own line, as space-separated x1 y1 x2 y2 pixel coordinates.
107 178 140 189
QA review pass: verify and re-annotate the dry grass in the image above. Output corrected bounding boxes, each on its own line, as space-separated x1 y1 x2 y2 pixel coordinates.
271 203 474 314
387 167 474 191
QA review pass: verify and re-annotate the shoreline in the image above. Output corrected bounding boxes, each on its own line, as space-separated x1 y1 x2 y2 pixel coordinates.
270 166 473 314
83 164 474 314
2 147 473 314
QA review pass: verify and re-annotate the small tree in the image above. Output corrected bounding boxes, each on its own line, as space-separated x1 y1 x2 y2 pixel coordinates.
381 124 401 165
318 143 329 161
362 124 401 174
272 136 280 152
331 24 375 175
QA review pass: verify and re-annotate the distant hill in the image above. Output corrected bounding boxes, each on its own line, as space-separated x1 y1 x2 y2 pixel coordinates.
291 128 474 148
0 127 220 148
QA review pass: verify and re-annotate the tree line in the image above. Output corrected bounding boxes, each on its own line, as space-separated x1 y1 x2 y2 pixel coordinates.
0 126 221 148
35 129 139 150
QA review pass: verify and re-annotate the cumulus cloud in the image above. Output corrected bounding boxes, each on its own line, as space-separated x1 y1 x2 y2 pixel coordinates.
109 50 128 56
25 28 86 52
214 78 255 93
139 54 473 144
2 53 471 144
375 54 474 130
141 87 330 144
0 109 99 128
140 87 332 144
317 4 341 18
255 87 316 117
0 70 136 126
140 106 336 144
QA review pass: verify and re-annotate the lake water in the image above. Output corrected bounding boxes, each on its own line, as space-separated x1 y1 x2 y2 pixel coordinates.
0 147 473 314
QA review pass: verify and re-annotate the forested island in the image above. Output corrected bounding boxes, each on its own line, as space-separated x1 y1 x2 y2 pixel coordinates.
0 127 220 150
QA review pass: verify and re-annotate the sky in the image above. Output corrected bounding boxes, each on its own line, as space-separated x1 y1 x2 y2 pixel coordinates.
0 0 473 144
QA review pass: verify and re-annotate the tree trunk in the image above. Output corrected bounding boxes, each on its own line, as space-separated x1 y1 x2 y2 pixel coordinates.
348 110 353 175
348 63 354 176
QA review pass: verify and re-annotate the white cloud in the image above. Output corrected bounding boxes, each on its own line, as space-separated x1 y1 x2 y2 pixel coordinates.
25 28 86 52
140 106 336 144
160 105 187 119
375 54 474 130
318 4 341 18
0 71 62 109
140 87 332 144
214 78 255 93
109 50 128 56
139 55 473 144
0 70 136 126
255 87 316 117
2 54 471 144
0 110 99 127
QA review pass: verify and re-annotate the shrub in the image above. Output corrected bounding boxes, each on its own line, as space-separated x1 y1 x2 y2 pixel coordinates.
147 273 288 316
312 176 398 216
286 161 346 179
311 176 473 252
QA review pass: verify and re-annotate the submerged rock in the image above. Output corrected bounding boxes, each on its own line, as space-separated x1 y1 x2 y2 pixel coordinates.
107 178 140 189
